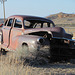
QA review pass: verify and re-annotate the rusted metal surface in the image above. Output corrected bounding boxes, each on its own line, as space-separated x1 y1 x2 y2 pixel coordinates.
0 15 75 58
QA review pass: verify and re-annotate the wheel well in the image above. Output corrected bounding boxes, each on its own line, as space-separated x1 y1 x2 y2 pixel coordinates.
22 43 28 46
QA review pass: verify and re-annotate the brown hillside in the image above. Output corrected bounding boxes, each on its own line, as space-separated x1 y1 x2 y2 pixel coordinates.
46 12 75 19
46 12 75 25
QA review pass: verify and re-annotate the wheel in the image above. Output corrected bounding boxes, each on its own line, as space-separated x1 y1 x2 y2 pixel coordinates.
1 49 6 55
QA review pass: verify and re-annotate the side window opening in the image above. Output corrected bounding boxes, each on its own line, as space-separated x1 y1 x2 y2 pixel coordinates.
14 19 22 28
7 19 13 27
43 22 54 28
34 23 41 28
24 20 30 28
7 19 13 26
50 23 54 27
24 20 44 28
43 23 48 28
24 20 51 28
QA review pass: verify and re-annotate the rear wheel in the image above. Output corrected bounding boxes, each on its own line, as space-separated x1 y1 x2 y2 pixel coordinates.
1 48 6 55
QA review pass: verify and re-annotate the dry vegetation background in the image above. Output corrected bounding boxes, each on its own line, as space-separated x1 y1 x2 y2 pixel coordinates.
1 48 75 75
0 12 75 75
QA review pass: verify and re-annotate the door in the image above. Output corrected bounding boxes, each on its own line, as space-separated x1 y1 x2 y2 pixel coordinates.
2 18 14 48
9 18 23 50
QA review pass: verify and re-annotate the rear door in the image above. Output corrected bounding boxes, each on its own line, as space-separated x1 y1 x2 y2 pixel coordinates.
2 18 14 48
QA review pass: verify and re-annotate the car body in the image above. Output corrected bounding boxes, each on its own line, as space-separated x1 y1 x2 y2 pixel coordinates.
0 15 75 58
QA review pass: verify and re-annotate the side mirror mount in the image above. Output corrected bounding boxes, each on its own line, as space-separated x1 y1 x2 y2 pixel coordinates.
0 24 3 27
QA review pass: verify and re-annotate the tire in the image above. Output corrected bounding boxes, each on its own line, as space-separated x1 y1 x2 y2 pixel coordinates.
1 49 6 55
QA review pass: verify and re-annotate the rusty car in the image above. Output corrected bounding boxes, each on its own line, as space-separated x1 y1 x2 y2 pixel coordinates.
0 15 75 59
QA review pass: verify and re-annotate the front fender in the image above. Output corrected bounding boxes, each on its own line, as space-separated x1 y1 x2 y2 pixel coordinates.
16 35 41 52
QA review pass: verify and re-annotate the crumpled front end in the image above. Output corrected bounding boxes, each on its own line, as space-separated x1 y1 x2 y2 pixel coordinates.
28 37 50 57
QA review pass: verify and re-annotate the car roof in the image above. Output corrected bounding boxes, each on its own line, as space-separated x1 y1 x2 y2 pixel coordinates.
8 15 53 23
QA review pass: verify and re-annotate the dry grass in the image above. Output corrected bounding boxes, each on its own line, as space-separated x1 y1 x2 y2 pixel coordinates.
0 47 75 75
1 54 75 75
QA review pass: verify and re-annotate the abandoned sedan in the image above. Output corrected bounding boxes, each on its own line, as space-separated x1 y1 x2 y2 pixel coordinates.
0 15 75 59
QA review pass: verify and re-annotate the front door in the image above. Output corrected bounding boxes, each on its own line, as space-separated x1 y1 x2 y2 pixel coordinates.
9 18 23 50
